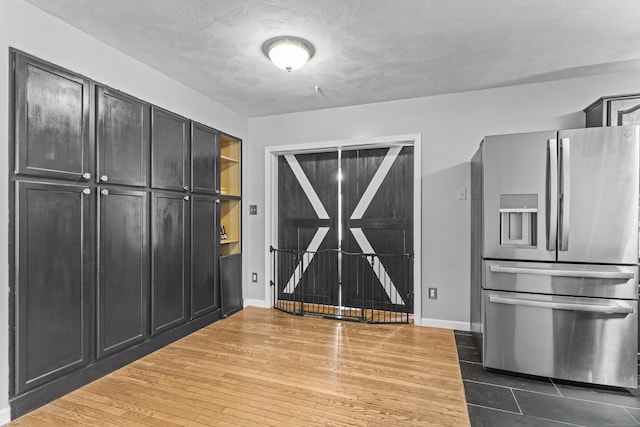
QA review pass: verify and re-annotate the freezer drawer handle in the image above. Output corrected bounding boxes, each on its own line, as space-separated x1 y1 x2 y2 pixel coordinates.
489 264 634 280
489 295 634 314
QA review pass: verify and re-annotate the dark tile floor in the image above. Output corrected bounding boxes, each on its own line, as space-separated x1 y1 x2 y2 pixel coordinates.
454 330 640 427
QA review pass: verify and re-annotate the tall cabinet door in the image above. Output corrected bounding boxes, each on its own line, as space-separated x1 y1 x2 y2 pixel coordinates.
151 193 189 334
97 188 148 357
151 107 190 192
557 126 639 264
191 122 218 194
15 181 92 394
14 53 92 181
191 196 219 318
96 87 149 187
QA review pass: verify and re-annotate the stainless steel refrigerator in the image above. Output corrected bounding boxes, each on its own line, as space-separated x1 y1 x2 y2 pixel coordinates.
471 125 639 388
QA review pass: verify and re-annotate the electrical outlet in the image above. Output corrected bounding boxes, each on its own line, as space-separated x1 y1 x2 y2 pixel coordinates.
251 272 258 282
249 205 258 215
428 287 438 300
457 187 467 201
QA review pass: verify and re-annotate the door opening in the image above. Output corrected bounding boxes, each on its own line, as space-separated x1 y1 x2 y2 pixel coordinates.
272 145 414 322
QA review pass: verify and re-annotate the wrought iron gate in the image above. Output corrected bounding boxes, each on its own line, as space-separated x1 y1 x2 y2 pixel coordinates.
272 247 412 324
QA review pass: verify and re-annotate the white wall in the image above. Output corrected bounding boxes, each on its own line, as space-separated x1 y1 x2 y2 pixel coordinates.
0 0 247 420
246 70 640 329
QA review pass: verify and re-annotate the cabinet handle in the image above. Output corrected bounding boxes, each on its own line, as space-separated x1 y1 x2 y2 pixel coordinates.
183 185 189 191
82 188 91 195
101 189 109 196
100 175 108 182
184 196 190 201
81 172 91 180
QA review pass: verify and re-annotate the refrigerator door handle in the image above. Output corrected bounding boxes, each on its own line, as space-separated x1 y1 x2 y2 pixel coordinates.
489 264 635 280
488 295 634 314
547 138 558 251
559 137 571 251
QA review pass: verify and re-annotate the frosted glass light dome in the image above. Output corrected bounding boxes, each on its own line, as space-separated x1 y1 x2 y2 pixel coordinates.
262 37 315 72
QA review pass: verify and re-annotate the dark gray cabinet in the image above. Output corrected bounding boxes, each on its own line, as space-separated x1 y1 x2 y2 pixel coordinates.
221 254 243 318
15 181 92 394
191 122 219 194
585 93 640 127
97 188 148 357
97 87 149 187
11 50 234 417
151 192 189 335
191 196 219 318
151 107 190 192
14 54 92 181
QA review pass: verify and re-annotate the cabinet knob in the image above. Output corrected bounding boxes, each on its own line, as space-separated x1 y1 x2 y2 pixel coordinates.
183 185 189 191
82 188 91 195
214 189 220 194
100 175 108 182
184 196 190 201
81 172 91 180
101 189 109 196
215 199 220 204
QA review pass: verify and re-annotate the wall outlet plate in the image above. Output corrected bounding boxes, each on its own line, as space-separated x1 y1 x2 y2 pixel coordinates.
251 272 258 282
428 287 437 300
249 205 258 215
457 188 467 201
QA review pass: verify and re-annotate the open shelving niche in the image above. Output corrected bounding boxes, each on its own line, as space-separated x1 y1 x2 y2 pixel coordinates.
220 133 241 257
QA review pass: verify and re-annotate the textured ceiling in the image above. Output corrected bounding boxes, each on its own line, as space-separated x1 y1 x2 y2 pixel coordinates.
23 0 640 117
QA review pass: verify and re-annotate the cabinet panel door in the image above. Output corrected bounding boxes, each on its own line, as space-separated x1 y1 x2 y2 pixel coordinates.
15 181 92 394
14 53 91 181
191 196 219 318
97 188 148 357
609 98 640 126
191 122 218 194
97 87 149 186
151 108 189 191
221 254 242 318
151 193 189 334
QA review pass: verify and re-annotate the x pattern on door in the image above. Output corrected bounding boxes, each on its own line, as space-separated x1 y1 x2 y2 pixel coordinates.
281 147 406 306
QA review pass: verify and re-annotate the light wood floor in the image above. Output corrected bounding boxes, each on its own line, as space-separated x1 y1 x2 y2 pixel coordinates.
8 307 470 426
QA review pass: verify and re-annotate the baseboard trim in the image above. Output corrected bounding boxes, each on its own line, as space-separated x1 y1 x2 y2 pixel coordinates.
420 318 471 331
243 299 271 309
0 406 11 424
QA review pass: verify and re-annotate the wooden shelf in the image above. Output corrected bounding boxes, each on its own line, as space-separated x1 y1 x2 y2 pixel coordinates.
220 134 241 198
219 134 241 257
220 239 240 245
220 155 239 163
220 198 240 256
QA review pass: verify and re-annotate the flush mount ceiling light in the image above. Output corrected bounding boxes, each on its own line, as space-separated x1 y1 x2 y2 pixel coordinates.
262 36 315 72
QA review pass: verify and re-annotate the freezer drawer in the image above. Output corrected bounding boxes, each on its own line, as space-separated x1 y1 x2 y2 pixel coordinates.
483 290 637 388
484 260 638 299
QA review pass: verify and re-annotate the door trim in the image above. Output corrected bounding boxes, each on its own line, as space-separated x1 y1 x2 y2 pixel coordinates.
264 134 423 324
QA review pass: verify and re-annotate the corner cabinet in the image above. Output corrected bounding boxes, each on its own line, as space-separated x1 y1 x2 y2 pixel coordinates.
9 49 242 419
219 133 243 317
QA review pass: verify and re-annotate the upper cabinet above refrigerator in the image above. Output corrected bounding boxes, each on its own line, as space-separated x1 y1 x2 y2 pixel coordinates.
557 127 638 264
482 130 557 262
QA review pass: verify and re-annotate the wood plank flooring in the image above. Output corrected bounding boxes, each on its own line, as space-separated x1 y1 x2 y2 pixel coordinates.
7 307 470 426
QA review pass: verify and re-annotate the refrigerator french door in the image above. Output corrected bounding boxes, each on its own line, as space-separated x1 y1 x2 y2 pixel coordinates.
478 125 639 388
